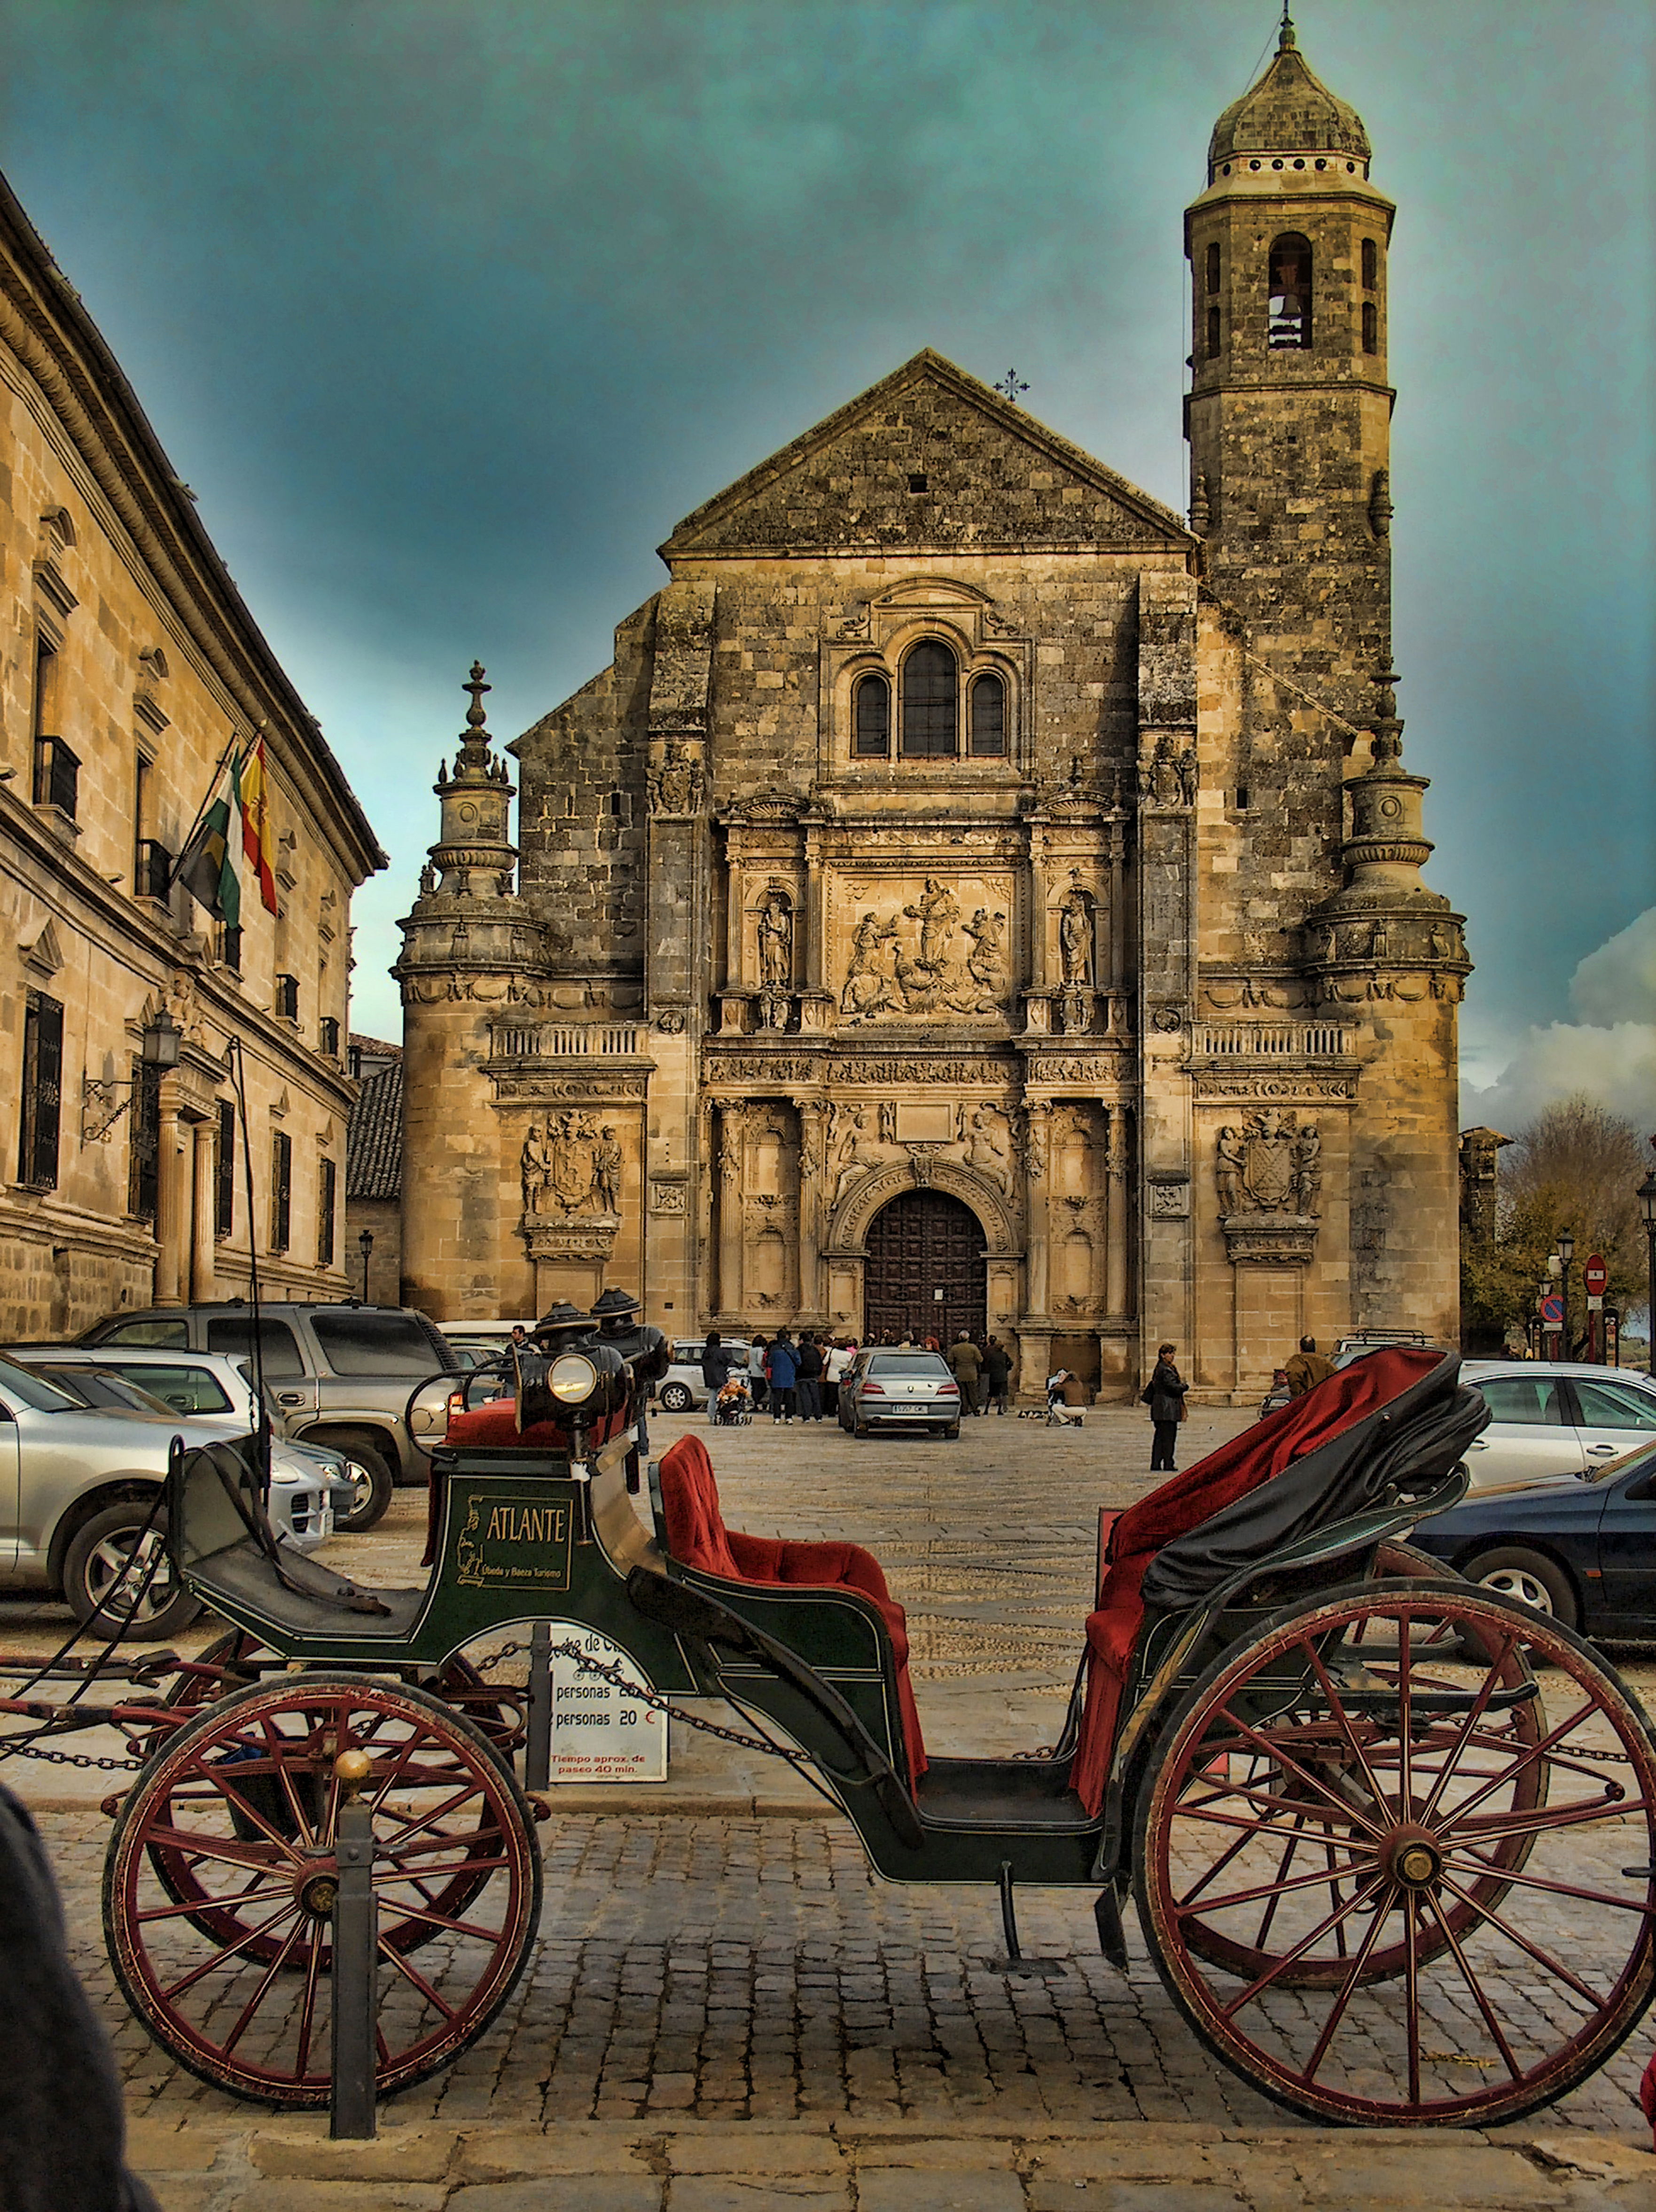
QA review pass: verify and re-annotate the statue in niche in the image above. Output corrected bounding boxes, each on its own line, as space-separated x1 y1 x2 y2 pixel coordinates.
962 1107 1010 1193
521 1122 552 1216
757 889 793 988
1291 1122 1323 1216
1214 1125 1244 1217
841 912 897 1019
1058 877 1094 986
592 1125 623 1215
1017 1108 1048 1184
1369 917 1391 961
878 1101 897 1146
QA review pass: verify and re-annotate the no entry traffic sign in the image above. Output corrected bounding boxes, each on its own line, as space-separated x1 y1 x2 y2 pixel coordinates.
1583 1253 1609 1296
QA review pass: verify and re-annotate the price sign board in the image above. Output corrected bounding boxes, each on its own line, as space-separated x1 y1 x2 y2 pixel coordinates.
547 1625 667 1783
1583 1254 1609 1296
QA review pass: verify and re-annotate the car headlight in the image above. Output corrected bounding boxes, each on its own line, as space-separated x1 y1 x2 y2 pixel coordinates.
549 1353 599 1406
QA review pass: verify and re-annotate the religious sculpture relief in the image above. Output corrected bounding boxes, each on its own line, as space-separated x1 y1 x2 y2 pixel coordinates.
837 874 1011 1022
1057 875 1094 986
960 1106 1011 1193
1214 1110 1321 1219
829 1105 883 1206
754 886 795 1030
521 1114 623 1219
647 742 704 817
1138 734 1197 808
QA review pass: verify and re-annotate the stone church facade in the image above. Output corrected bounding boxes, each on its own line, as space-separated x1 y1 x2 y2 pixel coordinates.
395 25 1469 1401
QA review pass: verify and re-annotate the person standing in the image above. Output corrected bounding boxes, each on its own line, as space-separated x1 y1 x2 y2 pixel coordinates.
795 1331 824 1422
824 1337 853 1421
765 1330 799 1422
946 1330 983 1414
700 1330 740 1416
747 1333 770 1414
982 1335 1012 1416
1283 1335 1335 1395
1143 1342 1188 1472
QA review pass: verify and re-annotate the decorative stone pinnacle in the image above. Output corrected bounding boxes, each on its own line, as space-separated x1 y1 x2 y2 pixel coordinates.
1369 667 1404 761
453 660 496 776
1279 5 1297 51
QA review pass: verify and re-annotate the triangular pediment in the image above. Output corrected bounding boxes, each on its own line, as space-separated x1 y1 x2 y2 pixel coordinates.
661 351 1190 559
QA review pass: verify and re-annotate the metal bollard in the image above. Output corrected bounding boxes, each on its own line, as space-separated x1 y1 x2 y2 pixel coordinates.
330 1748 378 2139
524 1621 553 1791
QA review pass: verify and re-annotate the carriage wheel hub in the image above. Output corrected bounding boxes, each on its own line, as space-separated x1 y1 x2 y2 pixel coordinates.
296 1868 339 1919
1382 1825 1442 1892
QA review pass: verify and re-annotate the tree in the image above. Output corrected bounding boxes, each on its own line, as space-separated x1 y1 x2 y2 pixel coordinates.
1461 1096 1650 1353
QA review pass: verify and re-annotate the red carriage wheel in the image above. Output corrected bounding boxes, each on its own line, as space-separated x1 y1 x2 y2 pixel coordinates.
1135 1583 1656 2126
104 1670 541 2105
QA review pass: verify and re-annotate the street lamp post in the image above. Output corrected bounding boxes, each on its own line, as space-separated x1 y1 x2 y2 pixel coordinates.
1555 1229 1575 1361
1637 1140 1656 1378
357 1228 374 1304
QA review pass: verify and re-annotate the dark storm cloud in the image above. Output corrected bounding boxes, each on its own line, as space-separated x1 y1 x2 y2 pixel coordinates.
0 0 1648 1071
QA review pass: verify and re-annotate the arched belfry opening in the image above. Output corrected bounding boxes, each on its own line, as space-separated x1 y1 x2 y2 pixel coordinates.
863 1189 986 1346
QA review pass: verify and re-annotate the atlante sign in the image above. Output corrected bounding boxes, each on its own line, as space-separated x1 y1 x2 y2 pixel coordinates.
452 1485 573 1592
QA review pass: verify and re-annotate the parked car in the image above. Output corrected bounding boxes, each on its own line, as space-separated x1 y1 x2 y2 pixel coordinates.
656 1339 753 1414
0 1351 343 1640
1408 1435 1656 1640
1456 1361 1656 1490
837 1349 961 1438
10 1347 369 1530
76 1300 461 1509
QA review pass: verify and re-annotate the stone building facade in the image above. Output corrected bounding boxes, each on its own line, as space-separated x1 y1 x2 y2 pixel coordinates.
396 26 1469 1400
0 169 384 1339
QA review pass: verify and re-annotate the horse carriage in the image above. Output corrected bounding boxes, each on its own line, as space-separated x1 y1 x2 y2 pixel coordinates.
5 1328 1653 2130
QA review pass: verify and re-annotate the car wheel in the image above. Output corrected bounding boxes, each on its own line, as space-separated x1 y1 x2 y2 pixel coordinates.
658 1382 693 1413
317 1433 396 1531
1461 1546 1578 1632
62 1502 202 1642
941 1423 961 1440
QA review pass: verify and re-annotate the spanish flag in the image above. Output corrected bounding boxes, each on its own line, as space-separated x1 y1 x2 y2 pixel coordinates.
233 738 279 914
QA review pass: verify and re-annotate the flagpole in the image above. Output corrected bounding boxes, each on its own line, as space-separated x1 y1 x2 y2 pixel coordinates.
165 729 247 892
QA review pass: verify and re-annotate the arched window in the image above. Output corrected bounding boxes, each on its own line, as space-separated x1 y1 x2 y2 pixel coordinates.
853 672 890 757
1361 237 1378 291
1205 241 1220 294
968 673 1006 758
900 642 958 759
1268 233 1312 350
1361 300 1378 354
1206 305 1221 359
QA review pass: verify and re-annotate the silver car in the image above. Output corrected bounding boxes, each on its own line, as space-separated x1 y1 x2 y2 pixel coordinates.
0 1351 340 1641
18 1345 371 1530
656 1339 753 1414
1459 1360 1656 1489
838 1349 962 1438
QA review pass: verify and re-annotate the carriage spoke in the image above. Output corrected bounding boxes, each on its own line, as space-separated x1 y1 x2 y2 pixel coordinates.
1302 1641 1390 1811
378 1933 461 2022
1441 1850 1656 1916
1302 1883 1394 2079
1214 1708 1387 1839
160 1898 299 2002
1435 1872 1609 2009
221 1917 306 2053
1220 1873 1386 2017
1416 1631 1520 1827
135 1885 289 1925
1452 1794 1648 1847
1178 1847 1382 1924
1402 1890 1421 2106
1422 1892 1524 2081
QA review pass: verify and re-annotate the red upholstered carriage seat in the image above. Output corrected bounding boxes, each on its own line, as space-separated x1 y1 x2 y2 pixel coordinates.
1070 1348 1442 1815
655 1434 927 1783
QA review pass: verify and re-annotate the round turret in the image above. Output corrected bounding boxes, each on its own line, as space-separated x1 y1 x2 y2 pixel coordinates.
1208 15 1370 180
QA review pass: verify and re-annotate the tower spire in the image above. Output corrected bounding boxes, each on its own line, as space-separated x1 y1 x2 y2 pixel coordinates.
1280 5 1296 53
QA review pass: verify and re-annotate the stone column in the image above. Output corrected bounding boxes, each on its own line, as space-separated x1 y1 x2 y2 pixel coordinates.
716 1102 745 1318
1106 816 1127 993
793 1098 826 1321
1023 1103 1050 1319
154 1099 186 1307
189 1119 217 1302
1105 1106 1131 1318
1028 834 1050 991
802 833 826 994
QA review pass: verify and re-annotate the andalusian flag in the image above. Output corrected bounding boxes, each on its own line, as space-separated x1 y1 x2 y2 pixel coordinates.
233 738 279 914
178 784 241 927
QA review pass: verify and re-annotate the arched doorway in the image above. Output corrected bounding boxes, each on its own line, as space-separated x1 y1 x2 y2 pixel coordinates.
864 1189 986 1346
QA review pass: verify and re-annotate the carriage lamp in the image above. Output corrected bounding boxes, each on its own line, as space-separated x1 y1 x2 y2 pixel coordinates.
80 1007 184 1140
1637 1145 1656 1377
548 1353 600 1405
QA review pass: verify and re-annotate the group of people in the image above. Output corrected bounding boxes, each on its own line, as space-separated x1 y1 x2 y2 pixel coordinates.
698 1328 848 1425
943 1331 1014 1415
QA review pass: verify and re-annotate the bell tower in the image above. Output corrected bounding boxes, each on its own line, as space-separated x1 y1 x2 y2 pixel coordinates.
1185 11 1395 727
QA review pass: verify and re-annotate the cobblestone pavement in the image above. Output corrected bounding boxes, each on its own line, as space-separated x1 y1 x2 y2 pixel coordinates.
2 1407 1651 2207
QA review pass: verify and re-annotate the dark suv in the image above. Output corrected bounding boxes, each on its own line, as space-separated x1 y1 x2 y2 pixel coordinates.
78 1301 461 1518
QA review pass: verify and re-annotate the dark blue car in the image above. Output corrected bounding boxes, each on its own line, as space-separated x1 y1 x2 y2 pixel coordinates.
1408 1435 1656 1641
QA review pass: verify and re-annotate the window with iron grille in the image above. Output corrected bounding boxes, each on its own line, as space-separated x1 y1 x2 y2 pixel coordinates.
317 1156 336 1266
968 674 1006 758
219 924 242 974
128 1060 161 1218
215 1098 235 1238
134 839 173 900
271 1130 292 1252
319 1015 340 1057
32 734 79 817
275 973 299 1022
853 673 890 758
17 990 63 1190
900 642 958 759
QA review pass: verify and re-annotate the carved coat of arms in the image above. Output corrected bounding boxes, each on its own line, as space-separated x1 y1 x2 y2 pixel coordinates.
1215 1109 1321 1218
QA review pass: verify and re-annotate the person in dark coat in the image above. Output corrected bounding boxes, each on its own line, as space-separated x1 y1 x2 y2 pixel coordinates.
700 1331 741 1401
982 1336 1012 1416
1143 1342 1189 1472
794 1332 825 1422
1283 1335 1336 1396
764 1331 799 1422
0 1781 161 2212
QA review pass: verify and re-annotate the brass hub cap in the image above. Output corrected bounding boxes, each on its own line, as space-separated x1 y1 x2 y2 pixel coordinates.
295 1868 339 1920
1381 1825 1442 1893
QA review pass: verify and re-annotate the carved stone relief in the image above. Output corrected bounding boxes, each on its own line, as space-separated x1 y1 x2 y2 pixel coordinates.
835 872 1013 1022
647 742 704 816
1215 1108 1321 1266
520 1113 623 1220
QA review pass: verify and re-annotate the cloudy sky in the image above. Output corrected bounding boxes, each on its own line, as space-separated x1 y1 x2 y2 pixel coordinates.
0 0 1649 1128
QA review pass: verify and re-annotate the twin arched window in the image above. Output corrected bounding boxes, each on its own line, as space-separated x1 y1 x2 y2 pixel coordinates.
852 643 1006 762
